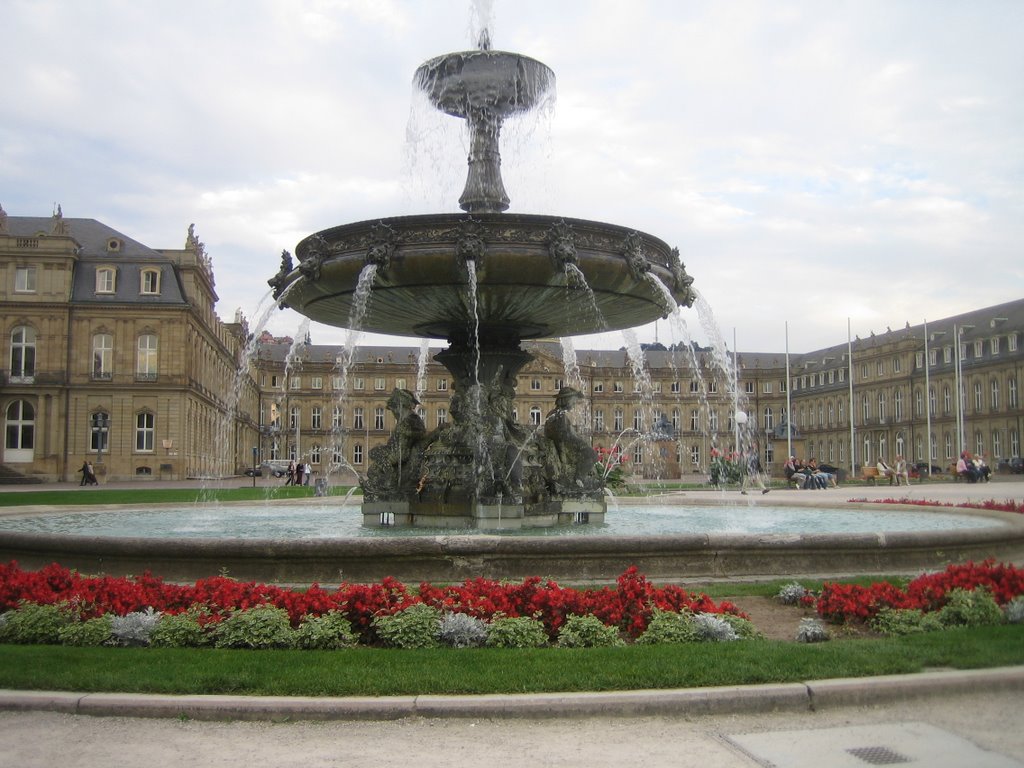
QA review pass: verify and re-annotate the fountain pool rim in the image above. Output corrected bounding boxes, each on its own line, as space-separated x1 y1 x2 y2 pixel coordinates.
1 497 1022 585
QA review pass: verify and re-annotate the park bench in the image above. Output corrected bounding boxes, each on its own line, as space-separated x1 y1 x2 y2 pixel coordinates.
860 466 892 485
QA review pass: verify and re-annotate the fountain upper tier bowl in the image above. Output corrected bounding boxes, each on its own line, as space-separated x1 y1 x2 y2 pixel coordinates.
282 212 695 341
414 49 554 120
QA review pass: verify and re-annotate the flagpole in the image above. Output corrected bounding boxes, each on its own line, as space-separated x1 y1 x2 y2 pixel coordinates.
848 318 856 476
785 321 792 460
924 319 932 477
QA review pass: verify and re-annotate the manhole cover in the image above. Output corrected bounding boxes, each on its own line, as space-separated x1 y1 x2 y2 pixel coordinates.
846 745 911 764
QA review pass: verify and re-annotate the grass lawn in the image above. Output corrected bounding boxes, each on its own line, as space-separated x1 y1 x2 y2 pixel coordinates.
0 625 1019 696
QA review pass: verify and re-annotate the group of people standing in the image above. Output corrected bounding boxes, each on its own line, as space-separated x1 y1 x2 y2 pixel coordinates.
783 457 840 489
284 460 311 486
955 451 992 483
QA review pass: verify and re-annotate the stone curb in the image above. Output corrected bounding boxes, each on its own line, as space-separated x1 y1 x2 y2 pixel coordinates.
2 666 1022 722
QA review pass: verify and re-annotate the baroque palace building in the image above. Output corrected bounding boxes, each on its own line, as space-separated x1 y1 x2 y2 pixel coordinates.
2 208 1021 482
1 207 259 482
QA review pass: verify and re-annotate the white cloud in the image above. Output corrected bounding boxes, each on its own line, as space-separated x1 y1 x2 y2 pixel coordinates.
2 0 1021 354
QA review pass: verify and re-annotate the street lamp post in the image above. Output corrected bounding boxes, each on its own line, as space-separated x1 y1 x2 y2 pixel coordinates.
91 413 109 466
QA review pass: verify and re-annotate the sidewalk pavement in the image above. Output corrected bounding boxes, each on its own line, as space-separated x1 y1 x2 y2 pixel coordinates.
2 668 1023 767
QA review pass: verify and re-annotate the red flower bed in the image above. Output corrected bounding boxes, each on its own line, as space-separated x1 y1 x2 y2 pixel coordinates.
846 498 1023 514
816 560 1024 623
0 562 740 637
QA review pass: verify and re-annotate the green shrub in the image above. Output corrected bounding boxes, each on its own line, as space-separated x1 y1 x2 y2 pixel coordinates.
556 614 624 648
438 612 488 648
938 588 1004 628
0 602 74 645
150 608 213 648
485 616 548 648
871 607 943 636
636 610 698 645
58 615 113 646
295 611 358 650
372 603 441 649
213 606 296 650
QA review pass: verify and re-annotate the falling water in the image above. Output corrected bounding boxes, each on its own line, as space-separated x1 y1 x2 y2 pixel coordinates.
468 0 495 47
415 339 432 402
213 288 285 483
564 263 607 332
465 259 495 496
559 337 583 389
693 289 755 455
325 263 380 485
465 260 482 390
622 329 653 396
644 278 726 462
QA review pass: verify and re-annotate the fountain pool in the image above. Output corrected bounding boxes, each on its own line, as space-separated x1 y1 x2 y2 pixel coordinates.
1 501 1021 585
0 503 1006 539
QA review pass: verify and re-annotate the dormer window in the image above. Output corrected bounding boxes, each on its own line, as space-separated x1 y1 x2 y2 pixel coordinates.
140 268 161 295
106 238 122 252
96 267 116 294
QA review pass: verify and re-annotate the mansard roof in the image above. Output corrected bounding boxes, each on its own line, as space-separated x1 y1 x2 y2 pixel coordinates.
7 215 188 306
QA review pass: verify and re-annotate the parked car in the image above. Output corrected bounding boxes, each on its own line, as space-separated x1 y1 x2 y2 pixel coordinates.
997 457 1023 474
244 461 290 478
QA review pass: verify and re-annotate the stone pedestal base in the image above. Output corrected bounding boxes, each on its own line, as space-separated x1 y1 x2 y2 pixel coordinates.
362 498 606 530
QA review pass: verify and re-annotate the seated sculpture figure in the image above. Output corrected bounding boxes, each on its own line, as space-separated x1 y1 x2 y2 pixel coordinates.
541 386 601 497
362 388 428 501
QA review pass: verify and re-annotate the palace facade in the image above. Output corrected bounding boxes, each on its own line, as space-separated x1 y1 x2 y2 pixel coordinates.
0 208 259 482
2 208 1021 482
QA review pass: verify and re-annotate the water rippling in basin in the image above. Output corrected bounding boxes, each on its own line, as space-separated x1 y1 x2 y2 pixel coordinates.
0 504 1004 540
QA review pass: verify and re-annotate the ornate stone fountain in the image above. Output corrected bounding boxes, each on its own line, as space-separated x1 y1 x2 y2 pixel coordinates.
269 32 695 529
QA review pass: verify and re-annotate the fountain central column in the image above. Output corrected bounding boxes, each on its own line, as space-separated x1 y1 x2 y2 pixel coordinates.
416 333 532 521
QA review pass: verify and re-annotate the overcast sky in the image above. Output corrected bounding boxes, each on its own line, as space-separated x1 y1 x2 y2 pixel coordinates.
3 0 1022 353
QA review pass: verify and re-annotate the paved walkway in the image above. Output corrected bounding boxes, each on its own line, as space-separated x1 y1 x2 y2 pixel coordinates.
2 676 1023 767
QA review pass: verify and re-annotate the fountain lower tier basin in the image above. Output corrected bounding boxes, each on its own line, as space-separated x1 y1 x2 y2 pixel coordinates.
285 213 693 339
2 504 1020 585
362 499 605 529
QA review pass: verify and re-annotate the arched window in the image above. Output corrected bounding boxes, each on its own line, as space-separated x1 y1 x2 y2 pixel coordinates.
529 406 542 426
10 326 36 381
92 333 113 379
4 400 35 459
